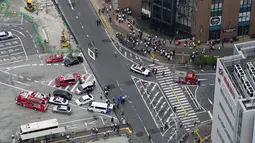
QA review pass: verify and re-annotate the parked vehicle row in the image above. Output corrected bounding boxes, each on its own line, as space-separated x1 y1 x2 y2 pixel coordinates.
45 53 83 67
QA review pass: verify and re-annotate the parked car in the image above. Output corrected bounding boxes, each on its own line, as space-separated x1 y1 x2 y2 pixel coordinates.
52 105 72 115
53 89 72 100
49 96 69 105
0 31 13 40
75 94 94 106
54 73 81 87
76 81 95 95
63 54 83 67
130 64 150 76
45 54 64 63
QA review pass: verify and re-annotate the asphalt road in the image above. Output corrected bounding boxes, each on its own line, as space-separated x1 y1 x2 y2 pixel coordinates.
57 0 165 142
0 51 117 142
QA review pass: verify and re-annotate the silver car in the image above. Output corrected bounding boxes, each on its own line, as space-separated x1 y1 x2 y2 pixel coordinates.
0 31 13 40
52 105 72 115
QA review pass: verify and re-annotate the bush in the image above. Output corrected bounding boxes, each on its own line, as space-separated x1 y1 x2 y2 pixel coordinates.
206 56 217 66
192 54 206 65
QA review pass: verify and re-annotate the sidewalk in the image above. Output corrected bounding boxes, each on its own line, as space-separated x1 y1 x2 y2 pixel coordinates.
179 120 212 143
47 124 132 143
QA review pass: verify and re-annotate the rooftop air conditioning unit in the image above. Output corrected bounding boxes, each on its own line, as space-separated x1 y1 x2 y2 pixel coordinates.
250 67 255 74
247 87 254 97
234 64 242 73
238 70 245 78
247 62 254 69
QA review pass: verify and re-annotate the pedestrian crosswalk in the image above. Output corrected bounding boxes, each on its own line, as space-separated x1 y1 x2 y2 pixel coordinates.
149 64 200 131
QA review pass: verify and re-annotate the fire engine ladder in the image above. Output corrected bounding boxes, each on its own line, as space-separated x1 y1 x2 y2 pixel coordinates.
34 92 44 99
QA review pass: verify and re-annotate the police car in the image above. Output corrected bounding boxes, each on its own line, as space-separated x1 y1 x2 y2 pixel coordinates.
130 64 151 76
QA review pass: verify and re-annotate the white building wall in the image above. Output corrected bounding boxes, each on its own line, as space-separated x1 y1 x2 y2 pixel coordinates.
240 110 255 143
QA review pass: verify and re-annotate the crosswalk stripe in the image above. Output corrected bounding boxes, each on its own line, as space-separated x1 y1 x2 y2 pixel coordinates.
178 112 196 117
182 118 199 123
170 98 187 102
176 107 193 113
157 74 173 78
157 76 174 81
156 67 169 71
171 87 182 91
151 65 164 68
171 102 189 106
177 110 194 115
160 81 175 86
184 124 194 128
173 104 191 109
168 95 185 99
158 79 174 83
181 115 197 120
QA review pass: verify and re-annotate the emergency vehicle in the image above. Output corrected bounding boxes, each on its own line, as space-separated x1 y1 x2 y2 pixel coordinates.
54 73 81 87
174 71 198 85
15 91 49 112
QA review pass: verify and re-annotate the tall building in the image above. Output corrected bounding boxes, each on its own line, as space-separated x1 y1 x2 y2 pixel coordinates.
211 40 255 143
118 0 255 42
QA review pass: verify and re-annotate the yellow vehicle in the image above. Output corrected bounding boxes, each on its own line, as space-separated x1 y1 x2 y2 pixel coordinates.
25 0 37 12
61 29 70 47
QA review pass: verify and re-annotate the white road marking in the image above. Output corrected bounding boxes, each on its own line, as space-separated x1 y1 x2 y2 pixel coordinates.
11 29 25 37
48 80 53 86
88 48 95 60
0 38 19 43
25 30 29 33
208 98 213 105
35 45 37 48
68 0 74 10
85 74 92 83
10 52 24 56
196 73 216 75
15 34 28 61
47 64 51 66
27 78 31 81
71 82 79 92
19 76 24 79
32 64 37 66
208 111 213 119
13 80 31 86
86 35 89 37
0 81 29 91
65 86 70 90
37 50 39 53
54 63 59 65
30 34 33 38
0 45 22 51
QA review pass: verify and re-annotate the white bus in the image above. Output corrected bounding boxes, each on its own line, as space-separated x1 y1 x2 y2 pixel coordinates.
19 118 65 142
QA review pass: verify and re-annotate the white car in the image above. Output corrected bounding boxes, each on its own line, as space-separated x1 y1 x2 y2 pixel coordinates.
130 64 150 76
75 94 94 106
0 31 13 40
49 96 69 105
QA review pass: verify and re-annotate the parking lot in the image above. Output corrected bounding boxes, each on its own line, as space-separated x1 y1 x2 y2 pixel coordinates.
0 52 117 142
0 36 27 64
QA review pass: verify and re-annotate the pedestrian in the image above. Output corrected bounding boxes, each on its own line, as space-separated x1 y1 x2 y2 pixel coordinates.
111 117 114 123
95 128 99 134
148 133 151 141
167 54 170 61
162 71 165 76
113 98 116 103
121 110 124 116
117 103 119 109
155 68 157 74
12 134 15 140
173 106 177 112
218 46 221 52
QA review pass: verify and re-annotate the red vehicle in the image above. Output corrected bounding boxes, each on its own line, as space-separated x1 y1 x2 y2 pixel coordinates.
174 71 198 85
45 54 64 63
15 91 49 112
54 73 81 87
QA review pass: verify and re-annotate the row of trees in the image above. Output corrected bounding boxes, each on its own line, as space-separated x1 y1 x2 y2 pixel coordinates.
191 55 218 67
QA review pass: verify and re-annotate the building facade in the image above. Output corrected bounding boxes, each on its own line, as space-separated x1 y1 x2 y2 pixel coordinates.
118 0 255 42
211 41 255 143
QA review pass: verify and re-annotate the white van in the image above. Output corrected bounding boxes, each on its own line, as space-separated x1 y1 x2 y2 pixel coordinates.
0 31 13 40
87 102 113 113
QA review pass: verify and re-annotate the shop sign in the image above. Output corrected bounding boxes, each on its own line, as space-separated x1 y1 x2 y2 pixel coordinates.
224 76 235 98
223 28 236 33
210 16 221 27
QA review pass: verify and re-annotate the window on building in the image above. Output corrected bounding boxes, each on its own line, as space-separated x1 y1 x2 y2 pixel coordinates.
240 0 252 5
220 88 235 117
218 114 233 143
153 0 161 5
219 102 234 131
162 9 171 23
163 0 171 9
142 0 151 10
211 10 222 16
217 129 225 143
152 5 161 19
239 7 251 13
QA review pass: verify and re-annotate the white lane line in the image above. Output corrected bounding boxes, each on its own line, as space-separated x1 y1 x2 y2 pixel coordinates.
208 98 213 105
86 35 89 37
10 52 25 56
65 85 70 90
37 50 39 53
19 76 24 79
54 64 59 65
25 30 29 33
11 29 25 37
35 45 37 48
47 64 51 66
48 80 53 86
15 34 28 60
71 82 79 92
0 81 29 91
208 111 213 119
32 64 37 66
39 63 44 66
13 80 31 86
26 78 31 81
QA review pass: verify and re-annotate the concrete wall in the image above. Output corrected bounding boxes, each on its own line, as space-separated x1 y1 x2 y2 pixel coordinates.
192 0 211 42
118 0 142 18
249 0 255 35
220 0 240 39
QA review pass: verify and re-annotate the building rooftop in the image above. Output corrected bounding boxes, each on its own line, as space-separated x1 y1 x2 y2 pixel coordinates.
220 41 255 111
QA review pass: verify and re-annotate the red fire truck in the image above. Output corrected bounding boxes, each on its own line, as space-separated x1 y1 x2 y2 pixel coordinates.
15 91 49 112
174 71 199 85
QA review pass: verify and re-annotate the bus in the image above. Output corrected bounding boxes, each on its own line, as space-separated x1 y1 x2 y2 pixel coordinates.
19 119 65 142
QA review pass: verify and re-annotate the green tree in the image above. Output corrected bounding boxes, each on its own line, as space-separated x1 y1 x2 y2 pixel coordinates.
206 56 217 66
192 54 206 65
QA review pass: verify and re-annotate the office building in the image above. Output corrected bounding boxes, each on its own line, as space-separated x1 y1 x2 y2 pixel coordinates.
211 41 255 143
118 0 255 42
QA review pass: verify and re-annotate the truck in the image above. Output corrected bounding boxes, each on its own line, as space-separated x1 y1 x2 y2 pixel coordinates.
174 71 199 85
15 91 49 112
